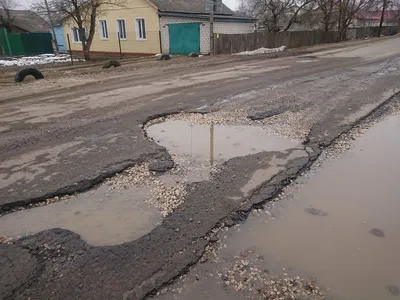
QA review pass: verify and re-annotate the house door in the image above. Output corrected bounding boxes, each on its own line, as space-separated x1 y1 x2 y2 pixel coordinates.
53 25 67 53
168 23 200 55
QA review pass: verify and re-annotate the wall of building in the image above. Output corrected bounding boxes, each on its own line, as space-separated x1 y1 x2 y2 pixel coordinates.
62 0 160 55
160 16 255 54
160 16 209 54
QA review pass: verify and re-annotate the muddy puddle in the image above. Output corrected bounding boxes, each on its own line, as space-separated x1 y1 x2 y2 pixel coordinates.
0 184 163 246
217 114 400 300
146 120 298 165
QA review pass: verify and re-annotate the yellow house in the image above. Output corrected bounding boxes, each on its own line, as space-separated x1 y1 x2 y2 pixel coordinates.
62 0 256 56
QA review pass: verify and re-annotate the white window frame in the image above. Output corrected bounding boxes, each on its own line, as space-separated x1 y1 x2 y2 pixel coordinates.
135 17 147 41
116 19 127 40
99 19 109 40
71 28 81 43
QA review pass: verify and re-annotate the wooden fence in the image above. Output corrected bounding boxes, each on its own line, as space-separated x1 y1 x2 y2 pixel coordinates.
214 26 399 55
214 30 339 55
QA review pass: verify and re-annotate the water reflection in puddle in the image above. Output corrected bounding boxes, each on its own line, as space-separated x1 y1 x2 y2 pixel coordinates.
146 120 298 165
222 114 400 300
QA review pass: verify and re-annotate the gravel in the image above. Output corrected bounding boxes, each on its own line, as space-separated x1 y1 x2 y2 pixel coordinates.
219 263 325 299
106 162 187 217
317 97 400 161
146 108 310 141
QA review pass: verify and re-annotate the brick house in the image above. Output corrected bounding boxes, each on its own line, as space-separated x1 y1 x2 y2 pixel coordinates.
154 0 257 54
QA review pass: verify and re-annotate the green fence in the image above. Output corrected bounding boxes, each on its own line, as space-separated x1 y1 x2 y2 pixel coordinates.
0 28 53 56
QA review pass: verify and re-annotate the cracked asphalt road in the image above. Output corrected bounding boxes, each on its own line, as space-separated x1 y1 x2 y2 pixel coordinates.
1 37 400 300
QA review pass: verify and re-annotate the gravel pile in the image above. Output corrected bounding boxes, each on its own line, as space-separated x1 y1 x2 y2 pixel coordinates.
154 109 249 126
255 110 311 140
0 235 21 244
106 163 187 217
219 260 325 300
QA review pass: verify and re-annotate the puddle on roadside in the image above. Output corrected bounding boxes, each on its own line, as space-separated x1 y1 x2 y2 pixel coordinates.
219 114 400 300
146 120 298 165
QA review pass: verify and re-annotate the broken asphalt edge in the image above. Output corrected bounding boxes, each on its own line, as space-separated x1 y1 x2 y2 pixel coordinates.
2 92 399 300
135 91 400 300
0 109 183 215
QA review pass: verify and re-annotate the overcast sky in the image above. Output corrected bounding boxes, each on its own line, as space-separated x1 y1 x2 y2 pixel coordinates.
223 0 239 10
17 0 239 10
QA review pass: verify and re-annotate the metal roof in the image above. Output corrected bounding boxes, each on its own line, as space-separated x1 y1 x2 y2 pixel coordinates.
0 9 49 33
147 0 234 15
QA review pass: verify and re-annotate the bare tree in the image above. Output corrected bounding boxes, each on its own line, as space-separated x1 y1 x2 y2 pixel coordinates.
378 0 389 36
318 0 337 31
33 0 124 60
394 0 400 26
239 0 315 32
0 0 16 32
337 0 373 40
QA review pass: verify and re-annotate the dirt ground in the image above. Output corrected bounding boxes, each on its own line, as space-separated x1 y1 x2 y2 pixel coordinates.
0 36 400 300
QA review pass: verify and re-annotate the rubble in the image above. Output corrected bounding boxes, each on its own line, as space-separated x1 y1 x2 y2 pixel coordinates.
219 260 325 300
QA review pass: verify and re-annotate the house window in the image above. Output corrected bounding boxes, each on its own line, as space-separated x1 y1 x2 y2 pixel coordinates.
99 20 109 39
135 18 146 40
72 28 86 43
117 19 127 40
72 28 81 43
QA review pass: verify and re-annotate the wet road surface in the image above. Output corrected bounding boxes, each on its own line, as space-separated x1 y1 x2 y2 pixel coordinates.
153 113 400 300
1 37 400 299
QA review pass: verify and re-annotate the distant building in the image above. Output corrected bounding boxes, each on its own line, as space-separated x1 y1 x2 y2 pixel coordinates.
354 10 400 27
0 9 49 33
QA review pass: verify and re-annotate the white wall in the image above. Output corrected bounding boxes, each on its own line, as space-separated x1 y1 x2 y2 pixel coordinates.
160 16 255 54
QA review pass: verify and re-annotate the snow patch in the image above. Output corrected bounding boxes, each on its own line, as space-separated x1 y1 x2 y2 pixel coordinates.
234 46 287 56
0 54 81 67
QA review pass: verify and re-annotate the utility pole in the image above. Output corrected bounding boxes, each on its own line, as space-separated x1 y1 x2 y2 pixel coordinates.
209 0 214 55
44 0 59 52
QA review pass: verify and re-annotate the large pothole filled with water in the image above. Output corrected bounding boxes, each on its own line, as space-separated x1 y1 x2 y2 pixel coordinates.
0 114 302 247
146 119 299 166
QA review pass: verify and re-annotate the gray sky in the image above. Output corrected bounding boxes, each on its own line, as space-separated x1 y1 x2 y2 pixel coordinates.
223 0 239 10
17 0 239 10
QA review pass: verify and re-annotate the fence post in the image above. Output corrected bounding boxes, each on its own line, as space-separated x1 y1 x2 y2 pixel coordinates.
66 33 73 65
118 34 122 59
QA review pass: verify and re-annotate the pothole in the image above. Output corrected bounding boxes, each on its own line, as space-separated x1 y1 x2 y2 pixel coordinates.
0 162 189 246
146 119 299 167
0 110 304 247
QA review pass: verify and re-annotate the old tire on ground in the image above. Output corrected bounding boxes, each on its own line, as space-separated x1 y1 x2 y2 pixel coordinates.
102 60 121 69
188 52 199 57
14 68 44 83
158 54 171 61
